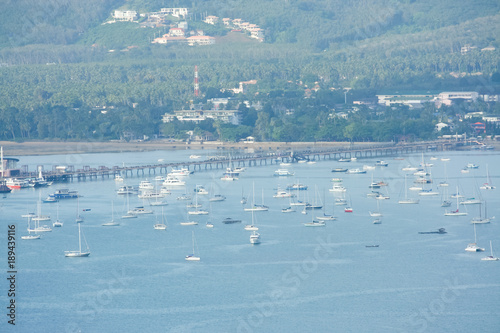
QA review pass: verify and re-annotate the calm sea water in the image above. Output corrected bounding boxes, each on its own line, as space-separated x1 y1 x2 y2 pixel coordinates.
1 148 500 332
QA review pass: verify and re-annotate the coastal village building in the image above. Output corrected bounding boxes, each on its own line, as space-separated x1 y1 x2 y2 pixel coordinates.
169 28 185 37
152 35 186 44
162 109 240 125
113 10 137 21
187 36 215 46
436 91 479 107
376 93 435 107
160 8 188 18
204 16 219 25
377 91 482 108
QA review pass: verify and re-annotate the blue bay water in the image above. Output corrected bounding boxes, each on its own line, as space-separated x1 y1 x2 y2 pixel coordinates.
1 149 500 332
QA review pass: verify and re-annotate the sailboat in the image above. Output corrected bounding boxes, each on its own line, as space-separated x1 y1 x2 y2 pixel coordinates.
52 202 63 227
399 174 419 204
102 201 120 226
317 190 337 221
470 201 494 224
75 196 84 223
21 215 41 240
244 209 259 231
185 231 200 261
244 183 269 211
344 195 353 213
369 199 382 217
465 224 485 252
479 164 495 190
440 183 451 207
180 207 198 225
121 193 138 219
64 223 90 257
188 186 209 215
444 187 467 216
153 207 167 230
32 193 52 232
481 241 499 261
305 186 323 210
290 182 307 207
418 167 439 196
304 202 326 226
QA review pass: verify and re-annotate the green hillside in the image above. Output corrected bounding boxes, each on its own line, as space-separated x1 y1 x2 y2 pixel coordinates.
0 0 499 141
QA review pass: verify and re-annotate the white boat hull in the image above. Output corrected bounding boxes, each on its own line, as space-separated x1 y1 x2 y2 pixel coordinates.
64 251 90 257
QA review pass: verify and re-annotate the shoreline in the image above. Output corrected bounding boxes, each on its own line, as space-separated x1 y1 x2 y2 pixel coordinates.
0 140 373 157
1 139 498 157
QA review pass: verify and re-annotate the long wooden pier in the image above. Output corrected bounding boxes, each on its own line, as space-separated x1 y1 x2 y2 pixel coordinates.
17 140 455 182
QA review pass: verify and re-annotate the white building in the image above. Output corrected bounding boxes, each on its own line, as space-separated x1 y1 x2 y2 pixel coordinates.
204 15 219 25
435 122 449 131
437 92 478 107
162 109 240 125
169 28 185 37
376 94 435 107
113 10 137 21
160 8 189 18
187 36 215 46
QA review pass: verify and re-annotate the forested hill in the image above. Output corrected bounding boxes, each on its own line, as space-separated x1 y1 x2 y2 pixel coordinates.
0 0 499 142
1 0 498 50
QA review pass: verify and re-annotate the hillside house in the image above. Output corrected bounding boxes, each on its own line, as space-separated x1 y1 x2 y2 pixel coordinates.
152 35 186 44
113 10 137 21
204 16 219 25
187 36 215 46
160 8 188 18
169 27 185 37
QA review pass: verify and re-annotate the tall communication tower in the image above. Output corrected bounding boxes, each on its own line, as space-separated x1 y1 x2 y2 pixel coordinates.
194 65 199 97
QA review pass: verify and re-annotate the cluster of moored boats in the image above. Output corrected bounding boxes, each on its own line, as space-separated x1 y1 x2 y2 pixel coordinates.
13 151 499 262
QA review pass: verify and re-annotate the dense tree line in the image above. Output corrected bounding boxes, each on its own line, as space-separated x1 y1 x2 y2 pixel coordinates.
0 0 499 143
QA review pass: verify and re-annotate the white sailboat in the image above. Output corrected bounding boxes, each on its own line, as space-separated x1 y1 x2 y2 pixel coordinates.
185 231 200 261
121 192 138 219
290 182 307 207
369 199 382 217
465 224 485 252
52 202 63 227
180 206 198 225
244 183 269 211
32 193 52 232
479 164 495 190
75 196 84 223
102 201 120 226
399 174 419 204
317 191 337 221
244 209 259 231
153 207 167 230
21 215 41 240
188 186 209 215
470 201 494 224
444 187 468 216
64 223 90 257
481 241 499 261
304 206 326 227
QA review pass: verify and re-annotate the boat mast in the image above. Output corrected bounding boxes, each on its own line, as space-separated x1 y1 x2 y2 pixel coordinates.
0 146 3 178
78 223 82 253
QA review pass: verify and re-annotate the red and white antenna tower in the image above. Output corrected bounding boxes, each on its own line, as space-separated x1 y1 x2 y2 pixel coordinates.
194 65 199 97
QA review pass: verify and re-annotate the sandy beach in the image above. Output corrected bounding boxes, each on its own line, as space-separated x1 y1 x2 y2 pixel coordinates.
0 140 364 157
